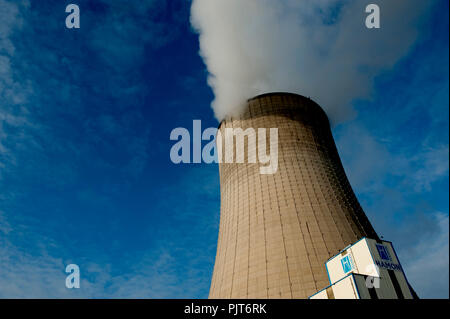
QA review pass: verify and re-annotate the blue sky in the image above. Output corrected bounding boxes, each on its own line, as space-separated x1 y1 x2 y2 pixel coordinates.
0 0 448 298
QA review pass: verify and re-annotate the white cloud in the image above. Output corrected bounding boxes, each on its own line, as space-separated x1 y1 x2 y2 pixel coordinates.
0 165 218 298
411 145 449 192
0 210 12 234
335 122 448 298
0 215 210 298
0 0 33 169
335 124 393 192
191 0 434 122
336 124 449 194
400 213 449 298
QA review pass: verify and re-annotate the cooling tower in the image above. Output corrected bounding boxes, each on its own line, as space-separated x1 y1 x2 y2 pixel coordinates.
209 92 379 299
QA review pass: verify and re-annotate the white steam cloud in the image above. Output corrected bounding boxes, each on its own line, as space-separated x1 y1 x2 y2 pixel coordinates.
190 0 434 122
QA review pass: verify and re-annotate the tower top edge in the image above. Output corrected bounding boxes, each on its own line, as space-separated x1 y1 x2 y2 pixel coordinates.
247 92 312 102
218 92 328 129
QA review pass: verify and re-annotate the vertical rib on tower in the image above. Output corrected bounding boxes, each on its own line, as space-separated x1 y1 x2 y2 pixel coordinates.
209 92 378 299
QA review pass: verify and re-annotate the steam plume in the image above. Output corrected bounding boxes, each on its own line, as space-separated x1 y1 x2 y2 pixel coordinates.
190 0 433 123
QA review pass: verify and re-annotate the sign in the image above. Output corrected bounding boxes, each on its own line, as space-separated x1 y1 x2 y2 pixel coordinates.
376 244 392 261
374 260 402 271
341 255 354 273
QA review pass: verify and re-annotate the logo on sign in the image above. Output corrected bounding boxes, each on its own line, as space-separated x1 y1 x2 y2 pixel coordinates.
341 255 354 273
376 244 392 261
375 260 402 271
374 244 402 271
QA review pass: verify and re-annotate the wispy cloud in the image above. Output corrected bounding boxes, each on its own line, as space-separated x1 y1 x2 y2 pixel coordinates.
0 164 219 298
337 124 449 194
335 116 448 298
410 145 449 192
401 213 449 298
0 0 209 299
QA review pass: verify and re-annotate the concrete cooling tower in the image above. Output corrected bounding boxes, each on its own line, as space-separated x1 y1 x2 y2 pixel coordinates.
209 92 379 299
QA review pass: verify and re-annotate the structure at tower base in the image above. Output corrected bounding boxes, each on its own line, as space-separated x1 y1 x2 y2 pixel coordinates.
209 92 414 299
309 237 415 299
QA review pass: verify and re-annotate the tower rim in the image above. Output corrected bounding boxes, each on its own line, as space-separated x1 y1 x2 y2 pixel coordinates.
247 91 312 102
218 91 327 129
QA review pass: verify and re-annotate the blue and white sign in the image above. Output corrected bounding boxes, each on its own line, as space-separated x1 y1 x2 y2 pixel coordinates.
341 255 354 273
376 244 392 261
374 243 403 271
